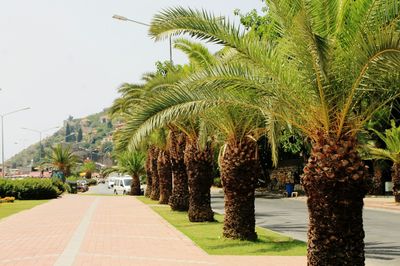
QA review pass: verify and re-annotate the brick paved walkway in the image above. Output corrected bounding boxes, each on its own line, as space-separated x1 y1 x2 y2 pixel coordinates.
0 195 306 266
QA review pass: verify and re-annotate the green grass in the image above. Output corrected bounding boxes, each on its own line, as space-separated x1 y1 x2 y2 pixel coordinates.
136 196 306 256
0 200 50 220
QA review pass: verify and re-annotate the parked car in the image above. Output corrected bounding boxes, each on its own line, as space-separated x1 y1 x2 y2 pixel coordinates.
107 177 115 189
113 176 132 195
77 180 89 192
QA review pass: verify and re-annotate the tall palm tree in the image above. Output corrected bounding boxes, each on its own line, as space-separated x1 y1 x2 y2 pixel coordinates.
110 76 169 201
47 144 77 177
144 148 153 197
149 146 161 200
147 3 400 264
183 123 215 222
114 40 219 220
158 147 172 203
168 126 189 211
365 121 400 202
206 106 267 240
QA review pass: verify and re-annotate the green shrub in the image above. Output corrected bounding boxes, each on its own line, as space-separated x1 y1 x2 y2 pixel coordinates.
51 177 66 194
213 177 222 188
66 176 78 182
0 178 60 200
87 179 97 186
64 183 72 193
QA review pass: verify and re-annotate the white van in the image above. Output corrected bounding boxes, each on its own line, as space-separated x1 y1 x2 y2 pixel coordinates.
113 176 132 195
107 177 115 189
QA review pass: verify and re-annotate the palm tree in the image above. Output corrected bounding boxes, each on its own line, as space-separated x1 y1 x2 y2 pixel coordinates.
147 3 400 264
109 150 145 195
365 121 400 202
149 146 161 200
168 126 189 211
110 79 163 200
158 149 172 203
206 106 267 240
112 41 219 219
184 126 215 222
81 160 96 179
144 148 153 197
47 144 77 177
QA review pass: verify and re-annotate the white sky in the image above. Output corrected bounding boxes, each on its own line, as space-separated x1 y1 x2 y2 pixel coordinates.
0 0 263 160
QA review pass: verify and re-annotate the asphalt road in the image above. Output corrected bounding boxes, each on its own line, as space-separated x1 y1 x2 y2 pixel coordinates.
211 193 400 265
86 182 114 195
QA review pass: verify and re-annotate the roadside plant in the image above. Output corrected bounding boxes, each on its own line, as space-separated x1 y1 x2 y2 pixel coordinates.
46 144 77 177
107 150 146 195
81 160 96 179
364 120 400 202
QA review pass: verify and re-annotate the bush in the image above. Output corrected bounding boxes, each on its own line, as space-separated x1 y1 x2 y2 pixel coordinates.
0 178 60 200
51 177 66 194
87 179 97 186
213 177 222 188
64 183 72 193
66 176 78 182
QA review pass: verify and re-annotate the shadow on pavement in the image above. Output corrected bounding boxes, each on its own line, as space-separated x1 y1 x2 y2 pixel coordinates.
365 241 400 260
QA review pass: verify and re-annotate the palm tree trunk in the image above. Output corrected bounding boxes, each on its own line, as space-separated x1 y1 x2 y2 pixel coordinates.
220 139 260 241
131 174 141 195
370 161 383 195
302 134 368 266
184 138 214 222
158 150 172 204
392 163 400 203
145 149 152 197
169 130 189 211
150 147 160 201
64 167 71 178
85 171 92 179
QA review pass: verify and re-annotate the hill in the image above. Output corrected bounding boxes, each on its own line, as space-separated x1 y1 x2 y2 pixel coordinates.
6 109 117 171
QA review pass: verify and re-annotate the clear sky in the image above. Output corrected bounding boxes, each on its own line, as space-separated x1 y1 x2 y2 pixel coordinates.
0 0 263 160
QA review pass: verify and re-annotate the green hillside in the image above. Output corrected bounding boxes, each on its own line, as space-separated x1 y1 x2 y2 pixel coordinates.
7 109 117 169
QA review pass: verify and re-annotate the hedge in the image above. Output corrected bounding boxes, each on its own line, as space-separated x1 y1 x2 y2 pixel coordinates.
0 178 63 200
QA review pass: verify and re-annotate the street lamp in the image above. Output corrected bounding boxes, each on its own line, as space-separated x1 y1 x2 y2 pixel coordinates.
21 126 59 161
1 107 30 177
112 14 173 64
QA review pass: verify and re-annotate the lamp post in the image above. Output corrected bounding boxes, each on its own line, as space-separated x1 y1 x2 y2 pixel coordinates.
112 14 173 64
1 107 30 177
21 126 59 162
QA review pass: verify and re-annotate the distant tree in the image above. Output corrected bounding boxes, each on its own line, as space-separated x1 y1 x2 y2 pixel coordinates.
107 120 113 129
65 124 71 142
101 141 113 154
77 127 83 142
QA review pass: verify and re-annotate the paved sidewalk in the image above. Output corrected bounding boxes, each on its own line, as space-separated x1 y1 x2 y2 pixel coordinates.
0 195 306 266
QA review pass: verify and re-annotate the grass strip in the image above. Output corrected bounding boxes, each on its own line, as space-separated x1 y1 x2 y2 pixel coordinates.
0 200 49 220
136 196 306 256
